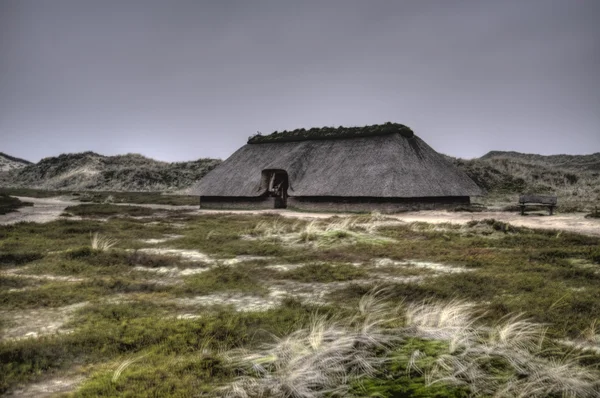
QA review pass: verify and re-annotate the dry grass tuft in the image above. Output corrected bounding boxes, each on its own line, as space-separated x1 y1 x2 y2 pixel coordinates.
251 219 295 238
223 293 600 397
223 290 397 397
90 232 118 251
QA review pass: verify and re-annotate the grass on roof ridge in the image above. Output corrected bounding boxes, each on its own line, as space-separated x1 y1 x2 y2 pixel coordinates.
248 122 414 144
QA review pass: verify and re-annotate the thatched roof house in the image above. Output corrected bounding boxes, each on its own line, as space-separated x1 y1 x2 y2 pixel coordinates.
191 123 483 211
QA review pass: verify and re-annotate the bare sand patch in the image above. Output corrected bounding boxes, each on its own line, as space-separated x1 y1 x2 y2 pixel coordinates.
0 302 87 341
137 248 215 263
139 234 183 244
264 263 306 272
0 196 76 225
268 279 376 304
2 267 86 282
136 248 272 267
4 372 85 397
372 258 470 274
132 265 210 277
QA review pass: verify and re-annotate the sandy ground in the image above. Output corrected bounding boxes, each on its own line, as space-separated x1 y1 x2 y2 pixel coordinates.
4 373 86 398
1 196 598 237
198 209 600 237
0 196 76 225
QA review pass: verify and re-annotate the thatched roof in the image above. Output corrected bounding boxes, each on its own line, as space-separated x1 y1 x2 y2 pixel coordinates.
192 126 483 198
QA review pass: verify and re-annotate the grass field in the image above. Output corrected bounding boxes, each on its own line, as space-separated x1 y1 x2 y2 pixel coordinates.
1 206 599 396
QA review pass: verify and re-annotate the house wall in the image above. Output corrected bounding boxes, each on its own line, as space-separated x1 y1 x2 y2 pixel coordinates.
287 196 470 213
200 196 275 210
200 196 471 212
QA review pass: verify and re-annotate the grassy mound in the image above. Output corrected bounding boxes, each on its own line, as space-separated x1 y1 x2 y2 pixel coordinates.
0 194 33 215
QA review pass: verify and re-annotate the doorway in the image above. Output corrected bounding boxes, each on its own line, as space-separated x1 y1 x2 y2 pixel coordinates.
262 169 289 209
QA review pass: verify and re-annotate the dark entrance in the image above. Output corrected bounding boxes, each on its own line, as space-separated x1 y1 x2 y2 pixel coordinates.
262 170 289 209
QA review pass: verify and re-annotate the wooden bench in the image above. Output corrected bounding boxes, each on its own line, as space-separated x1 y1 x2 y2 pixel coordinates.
519 195 557 216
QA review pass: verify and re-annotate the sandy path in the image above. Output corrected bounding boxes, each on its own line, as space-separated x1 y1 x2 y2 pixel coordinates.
1 196 597 237
113 202 198 210
0 196 76 225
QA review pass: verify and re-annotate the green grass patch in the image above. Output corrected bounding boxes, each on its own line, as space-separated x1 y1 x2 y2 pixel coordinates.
0 218 179 256
0 278 175 310
74 352 231 397
277 262 367 283
0 251 45 268
0 275 39 290
0 299 320 394
63 204 160 218
182 264 266 296
352 338 470 397
23 250 187 280
169 214 302 257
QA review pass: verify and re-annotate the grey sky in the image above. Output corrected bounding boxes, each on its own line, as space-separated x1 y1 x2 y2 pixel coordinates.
1 0 599 162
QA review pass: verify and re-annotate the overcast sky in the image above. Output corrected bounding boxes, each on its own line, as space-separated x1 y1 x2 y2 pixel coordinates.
1 0 599 162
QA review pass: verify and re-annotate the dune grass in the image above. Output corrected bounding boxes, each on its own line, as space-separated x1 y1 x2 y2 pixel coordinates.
1 212 600 396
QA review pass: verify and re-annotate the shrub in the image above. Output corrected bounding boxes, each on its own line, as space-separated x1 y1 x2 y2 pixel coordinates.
0 194 33 215
0 251 44 267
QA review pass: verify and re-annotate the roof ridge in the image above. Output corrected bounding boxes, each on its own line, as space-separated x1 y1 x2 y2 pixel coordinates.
248 122 414 144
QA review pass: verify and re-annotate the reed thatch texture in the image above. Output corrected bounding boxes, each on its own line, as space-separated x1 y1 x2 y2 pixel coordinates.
191 129 483 198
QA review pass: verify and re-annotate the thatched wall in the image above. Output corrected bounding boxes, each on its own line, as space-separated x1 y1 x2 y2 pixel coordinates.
191 133 483 198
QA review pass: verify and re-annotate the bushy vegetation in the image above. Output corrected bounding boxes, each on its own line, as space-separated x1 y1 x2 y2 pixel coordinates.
586 206 600 219
0 188 69 198
0 152 220 192
450 151 600 212
0 194 33 215
248 122 414 144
